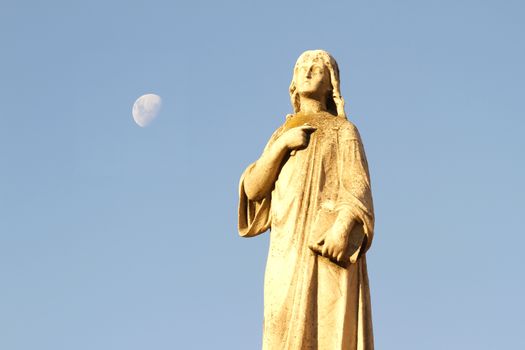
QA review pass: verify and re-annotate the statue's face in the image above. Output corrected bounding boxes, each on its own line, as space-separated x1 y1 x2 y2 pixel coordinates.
295 58 332 100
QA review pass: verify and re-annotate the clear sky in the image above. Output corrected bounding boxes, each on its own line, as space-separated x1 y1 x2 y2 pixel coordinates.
1 0 524 349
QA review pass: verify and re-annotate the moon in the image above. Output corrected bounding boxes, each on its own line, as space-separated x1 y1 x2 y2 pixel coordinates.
132 93 162 127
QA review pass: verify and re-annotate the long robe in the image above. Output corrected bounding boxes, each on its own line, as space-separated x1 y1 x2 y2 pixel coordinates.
239 113 375 350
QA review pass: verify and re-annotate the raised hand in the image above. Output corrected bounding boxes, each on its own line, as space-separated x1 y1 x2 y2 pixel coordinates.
277 124 317 152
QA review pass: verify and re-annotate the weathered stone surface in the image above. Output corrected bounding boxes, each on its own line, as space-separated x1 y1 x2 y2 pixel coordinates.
239 50 375 350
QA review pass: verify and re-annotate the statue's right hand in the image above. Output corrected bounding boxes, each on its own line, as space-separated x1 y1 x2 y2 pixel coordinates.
278 124 317 151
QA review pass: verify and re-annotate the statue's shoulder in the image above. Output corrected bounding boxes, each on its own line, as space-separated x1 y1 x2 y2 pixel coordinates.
265 122 287 147
337 118 361 141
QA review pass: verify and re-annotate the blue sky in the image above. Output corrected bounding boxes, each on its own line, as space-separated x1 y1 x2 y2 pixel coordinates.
1 0 524 349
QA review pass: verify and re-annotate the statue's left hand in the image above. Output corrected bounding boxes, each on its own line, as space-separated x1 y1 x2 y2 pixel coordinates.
309 220 356 264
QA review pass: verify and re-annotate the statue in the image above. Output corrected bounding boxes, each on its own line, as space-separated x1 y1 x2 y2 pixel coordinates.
238 50 375 350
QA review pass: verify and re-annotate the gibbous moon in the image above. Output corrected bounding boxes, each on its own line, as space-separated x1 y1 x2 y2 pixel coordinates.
132 93 162 127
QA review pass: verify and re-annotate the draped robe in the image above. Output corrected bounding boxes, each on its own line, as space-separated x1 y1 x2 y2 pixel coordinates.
238 113 375 350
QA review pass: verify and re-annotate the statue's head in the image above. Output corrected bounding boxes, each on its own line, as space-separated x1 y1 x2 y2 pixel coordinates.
289 50 346 118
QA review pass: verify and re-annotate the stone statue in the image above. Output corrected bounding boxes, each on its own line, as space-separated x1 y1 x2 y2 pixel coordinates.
238 50 375 350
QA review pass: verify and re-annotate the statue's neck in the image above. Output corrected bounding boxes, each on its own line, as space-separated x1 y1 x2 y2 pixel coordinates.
299 96 326 114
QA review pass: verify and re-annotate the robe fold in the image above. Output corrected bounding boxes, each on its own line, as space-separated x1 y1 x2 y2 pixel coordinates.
239 114 375 350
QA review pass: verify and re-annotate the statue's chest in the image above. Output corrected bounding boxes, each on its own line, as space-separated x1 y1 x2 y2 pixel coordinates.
277 126 339 191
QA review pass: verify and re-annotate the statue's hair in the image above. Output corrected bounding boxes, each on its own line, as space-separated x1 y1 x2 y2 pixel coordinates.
289 50 346 118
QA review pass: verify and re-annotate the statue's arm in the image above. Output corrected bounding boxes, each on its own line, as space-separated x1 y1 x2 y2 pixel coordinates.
244 125 316 201
243 137 288 201
310 125 374 264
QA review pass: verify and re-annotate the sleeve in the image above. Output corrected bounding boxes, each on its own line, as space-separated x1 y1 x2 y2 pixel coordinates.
336 123 375 261
237 125 285 237
238 163 272 237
